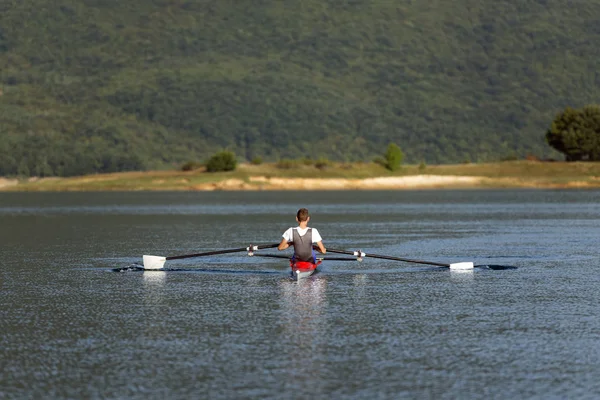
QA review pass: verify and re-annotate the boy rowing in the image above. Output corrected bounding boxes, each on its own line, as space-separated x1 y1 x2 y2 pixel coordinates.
278 208 326 270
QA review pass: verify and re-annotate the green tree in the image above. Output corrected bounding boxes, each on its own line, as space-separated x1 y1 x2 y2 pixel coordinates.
205 151 237 172
546 105 600 161
384 143 404 171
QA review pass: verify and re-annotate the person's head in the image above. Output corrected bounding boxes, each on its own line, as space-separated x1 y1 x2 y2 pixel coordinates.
296 208 310 223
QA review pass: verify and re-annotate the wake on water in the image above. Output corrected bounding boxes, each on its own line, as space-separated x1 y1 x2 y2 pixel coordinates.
111 264 282 274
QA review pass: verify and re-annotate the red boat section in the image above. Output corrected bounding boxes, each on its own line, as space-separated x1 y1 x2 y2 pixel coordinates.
290 260 322 272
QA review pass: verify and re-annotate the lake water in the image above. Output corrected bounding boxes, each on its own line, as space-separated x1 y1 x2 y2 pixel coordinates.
1 190 600 399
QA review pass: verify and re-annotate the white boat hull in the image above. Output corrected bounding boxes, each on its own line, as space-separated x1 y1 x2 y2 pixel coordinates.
293 269 316 280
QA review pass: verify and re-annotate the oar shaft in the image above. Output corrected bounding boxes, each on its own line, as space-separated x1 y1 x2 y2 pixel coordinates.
252 254 291 259
365 253 448 267
324 247 450 267
166 243 280 261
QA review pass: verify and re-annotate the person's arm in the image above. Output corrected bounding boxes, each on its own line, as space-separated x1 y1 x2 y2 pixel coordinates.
315 240 326 254
312 228 326 254
278 237 290 251
279 228 292 250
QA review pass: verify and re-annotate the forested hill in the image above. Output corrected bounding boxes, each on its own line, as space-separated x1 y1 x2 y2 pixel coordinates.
2 0 600 176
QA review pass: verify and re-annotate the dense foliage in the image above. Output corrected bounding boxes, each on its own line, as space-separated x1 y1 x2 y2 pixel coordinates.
205 150 237 172
384 143 404 171
2 0 600 176
546 106 600 161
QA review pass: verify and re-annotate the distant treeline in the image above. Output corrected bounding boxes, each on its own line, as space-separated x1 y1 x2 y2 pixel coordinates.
2 0 600 176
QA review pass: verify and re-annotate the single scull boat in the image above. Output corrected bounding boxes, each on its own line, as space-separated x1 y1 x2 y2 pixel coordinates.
140 242 492 280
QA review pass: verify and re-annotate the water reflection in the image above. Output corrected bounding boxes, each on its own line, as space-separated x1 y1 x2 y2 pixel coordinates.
143 270 166 285
353 274 368 285
278 277 328 382
449 269 474 282
143 271 166 305
352 273 369 298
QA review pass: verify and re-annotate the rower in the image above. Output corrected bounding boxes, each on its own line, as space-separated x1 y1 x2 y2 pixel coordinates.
278 208 326 266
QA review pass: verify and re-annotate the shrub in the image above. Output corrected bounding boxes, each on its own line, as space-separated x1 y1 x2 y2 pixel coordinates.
205 151 237 172
314 157 332 170
181 161 203 171
251 156 263 165
384 143 404 171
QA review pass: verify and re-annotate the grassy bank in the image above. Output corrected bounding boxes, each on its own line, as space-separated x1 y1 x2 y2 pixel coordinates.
3 161 600 191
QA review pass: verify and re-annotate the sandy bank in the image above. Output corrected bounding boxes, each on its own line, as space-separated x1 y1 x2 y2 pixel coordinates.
192 175 483 190
0 178 19 188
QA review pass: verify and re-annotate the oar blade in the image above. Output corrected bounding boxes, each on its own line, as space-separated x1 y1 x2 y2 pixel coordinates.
449 262 474 270
143 255 167 270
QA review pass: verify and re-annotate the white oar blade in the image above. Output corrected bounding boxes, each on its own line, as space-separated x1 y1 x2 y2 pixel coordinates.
449 262 474 270
143 255 167 270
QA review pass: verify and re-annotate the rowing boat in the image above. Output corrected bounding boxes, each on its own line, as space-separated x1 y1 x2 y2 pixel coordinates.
139 242 505 277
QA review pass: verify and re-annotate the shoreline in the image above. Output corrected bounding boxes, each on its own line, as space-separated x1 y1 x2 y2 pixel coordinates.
3 161 600 191
3 174 600 192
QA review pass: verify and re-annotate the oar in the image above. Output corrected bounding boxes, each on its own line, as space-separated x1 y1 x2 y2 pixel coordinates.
143 243 281 269
320 246 474 270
